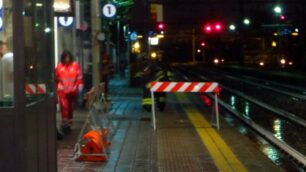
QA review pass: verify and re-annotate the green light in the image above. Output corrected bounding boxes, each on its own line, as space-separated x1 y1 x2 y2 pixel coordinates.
229 24 236 31
274 6 282 14
243 18 250 25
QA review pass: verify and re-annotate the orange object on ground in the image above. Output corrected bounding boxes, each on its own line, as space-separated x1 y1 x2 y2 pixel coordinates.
77 129 111 162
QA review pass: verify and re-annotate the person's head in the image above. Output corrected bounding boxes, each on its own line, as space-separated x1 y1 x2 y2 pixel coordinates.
60 50 74 64
0 41 9 57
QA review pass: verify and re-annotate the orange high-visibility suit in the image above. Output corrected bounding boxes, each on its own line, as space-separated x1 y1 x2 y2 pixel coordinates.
55 62 83 128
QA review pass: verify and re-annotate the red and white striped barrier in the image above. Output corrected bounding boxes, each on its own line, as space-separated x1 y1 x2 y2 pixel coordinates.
150 82 220 93
25 84 47 95
150 82 220 130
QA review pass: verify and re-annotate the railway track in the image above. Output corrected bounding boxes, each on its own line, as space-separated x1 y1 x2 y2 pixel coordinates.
172 66 306 169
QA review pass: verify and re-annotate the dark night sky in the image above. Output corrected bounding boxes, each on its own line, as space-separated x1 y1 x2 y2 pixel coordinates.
131 0 305 29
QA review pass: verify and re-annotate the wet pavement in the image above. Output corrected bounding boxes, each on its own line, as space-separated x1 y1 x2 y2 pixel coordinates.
57 76 285 172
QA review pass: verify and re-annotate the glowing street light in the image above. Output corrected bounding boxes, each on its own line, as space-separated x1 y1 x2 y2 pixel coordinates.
274 6 282 14
229 24 236 31
243 18 250 25
280 58 286 65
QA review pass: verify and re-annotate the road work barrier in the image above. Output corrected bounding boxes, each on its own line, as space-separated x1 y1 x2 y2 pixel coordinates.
150 82 220 130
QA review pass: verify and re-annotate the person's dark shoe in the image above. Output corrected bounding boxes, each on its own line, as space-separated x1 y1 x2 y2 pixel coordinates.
57 130 63 140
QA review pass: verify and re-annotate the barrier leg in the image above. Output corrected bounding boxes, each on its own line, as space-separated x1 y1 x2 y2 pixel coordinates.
214 94 220 130
151 91 156 130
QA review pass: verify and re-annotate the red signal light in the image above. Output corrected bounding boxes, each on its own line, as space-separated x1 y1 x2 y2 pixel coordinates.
215 23 223 32
204 24 212 33
203 22 223 34
158 23 165 30
280 15 286 20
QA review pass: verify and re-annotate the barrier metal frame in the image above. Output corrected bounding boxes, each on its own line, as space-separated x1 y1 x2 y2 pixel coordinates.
150 82 220 131
73 83 112 161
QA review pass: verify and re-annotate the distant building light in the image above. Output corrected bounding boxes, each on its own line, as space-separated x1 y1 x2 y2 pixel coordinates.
161 31 165 34
197 49 201 53
273 32 278 36
291 32 299 36
137 35 143 39
294 28 299 32
214 58 219 64
272 41 277 47
289 61 293 65
259 62 264 66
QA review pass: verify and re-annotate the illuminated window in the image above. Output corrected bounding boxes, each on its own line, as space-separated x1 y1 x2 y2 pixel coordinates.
0 0 13 107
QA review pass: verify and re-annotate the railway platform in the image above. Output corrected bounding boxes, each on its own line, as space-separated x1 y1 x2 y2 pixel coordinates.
57 76 284 172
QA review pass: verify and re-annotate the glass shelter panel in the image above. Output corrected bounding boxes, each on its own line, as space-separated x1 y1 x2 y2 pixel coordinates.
23 0 54 104
0 0 13 107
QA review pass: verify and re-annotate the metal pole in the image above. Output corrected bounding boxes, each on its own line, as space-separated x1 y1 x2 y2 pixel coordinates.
192 28 196 63
117 20 121 74
54 17 59 66
151 91 156 130
91 0 101 86
215 93 220 130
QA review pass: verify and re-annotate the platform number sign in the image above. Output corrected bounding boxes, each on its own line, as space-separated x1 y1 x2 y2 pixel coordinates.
0 0 3 32
102 3 117 18
58 16 74 27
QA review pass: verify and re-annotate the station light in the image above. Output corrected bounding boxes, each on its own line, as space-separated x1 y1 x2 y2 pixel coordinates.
132 41 141 54
259 61 264 67
295 28 299 32
197 49 201 53
291 32 299 36
274 6 282 14
280 58 286 65
243 18 250 25
151 52 157 59
214 58 219 64
229 24 236 31
289 61 293 66
272 41 277 47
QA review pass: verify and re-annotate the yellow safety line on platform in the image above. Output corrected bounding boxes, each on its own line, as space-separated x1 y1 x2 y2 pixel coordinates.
176 93 248 172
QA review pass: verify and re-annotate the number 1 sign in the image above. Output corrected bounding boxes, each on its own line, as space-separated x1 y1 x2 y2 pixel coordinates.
102 3 117 18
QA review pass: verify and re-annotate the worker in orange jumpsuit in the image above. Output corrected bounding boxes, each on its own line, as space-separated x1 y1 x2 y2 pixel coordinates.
55 50 83 135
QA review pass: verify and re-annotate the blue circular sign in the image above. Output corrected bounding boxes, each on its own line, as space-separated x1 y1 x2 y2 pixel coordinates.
130 32 138 41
